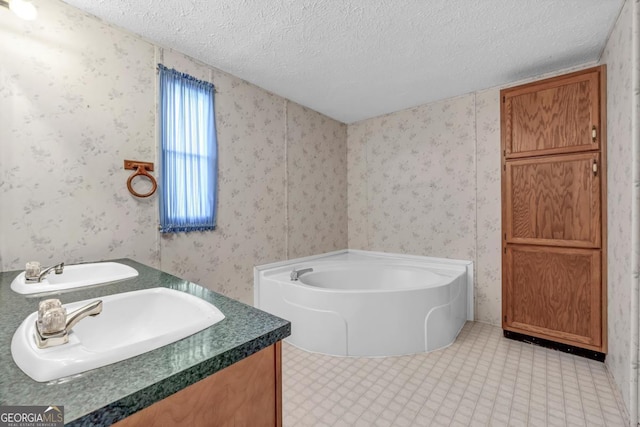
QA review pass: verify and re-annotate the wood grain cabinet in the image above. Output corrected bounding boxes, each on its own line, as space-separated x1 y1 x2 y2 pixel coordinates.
504 246 601 348
115 342 283 427
503 69 600 158
505 152 601 248
501 66 607 354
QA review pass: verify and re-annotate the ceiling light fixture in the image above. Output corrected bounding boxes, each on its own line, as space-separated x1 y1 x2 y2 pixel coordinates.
0 0 38 21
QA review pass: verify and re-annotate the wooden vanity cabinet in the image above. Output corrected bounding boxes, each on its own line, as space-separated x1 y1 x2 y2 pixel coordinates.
115 342 282 427
501 66 607 354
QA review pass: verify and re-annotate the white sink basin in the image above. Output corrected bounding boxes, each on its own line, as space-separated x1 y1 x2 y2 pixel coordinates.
11 287 225 382
11 262 138 295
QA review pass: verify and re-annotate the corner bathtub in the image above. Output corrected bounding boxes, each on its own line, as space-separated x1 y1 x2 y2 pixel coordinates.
254 250 473 357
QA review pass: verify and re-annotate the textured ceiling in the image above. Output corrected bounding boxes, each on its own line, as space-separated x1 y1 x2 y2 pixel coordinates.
60 0 624 123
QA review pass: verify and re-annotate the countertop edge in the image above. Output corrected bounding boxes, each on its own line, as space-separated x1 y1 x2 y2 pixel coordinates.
66 324 291 426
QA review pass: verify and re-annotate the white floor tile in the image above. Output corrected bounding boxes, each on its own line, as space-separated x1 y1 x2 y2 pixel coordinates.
282 322 628 426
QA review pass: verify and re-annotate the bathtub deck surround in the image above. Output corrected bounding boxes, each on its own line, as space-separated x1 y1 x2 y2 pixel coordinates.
255 249 473 357
0 259 290 425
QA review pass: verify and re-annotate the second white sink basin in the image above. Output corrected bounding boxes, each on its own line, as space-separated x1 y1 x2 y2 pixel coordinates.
11 262 138 295
11 287 225 382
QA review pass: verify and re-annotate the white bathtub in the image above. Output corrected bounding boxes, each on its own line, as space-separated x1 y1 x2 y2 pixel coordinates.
254 250 473 357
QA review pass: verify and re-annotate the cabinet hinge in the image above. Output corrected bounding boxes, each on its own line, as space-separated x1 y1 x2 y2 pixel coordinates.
504 247 507 254
593 159 598 176
592 125 597 142
503 149 506 156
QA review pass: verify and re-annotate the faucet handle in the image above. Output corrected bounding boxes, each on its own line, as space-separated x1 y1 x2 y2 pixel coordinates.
25 261 41 279
38 299 62 319
37 299 67 335
33 298 102 349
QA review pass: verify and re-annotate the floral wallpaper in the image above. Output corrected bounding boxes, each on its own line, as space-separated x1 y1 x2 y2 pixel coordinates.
634 1 640 421
0 0 159 270
346 122 370 250
474 89 502 326
600 0 634 414
350 95 477 262
0 0 348 306
347 95 479 310
286 102 348 259
157 52 349 304
157 49 288 304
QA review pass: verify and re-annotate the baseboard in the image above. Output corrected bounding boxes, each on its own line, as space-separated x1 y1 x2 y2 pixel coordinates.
503 330 606 362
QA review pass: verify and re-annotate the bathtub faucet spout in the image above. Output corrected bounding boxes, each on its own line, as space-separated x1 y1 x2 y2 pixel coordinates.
290 267 313 281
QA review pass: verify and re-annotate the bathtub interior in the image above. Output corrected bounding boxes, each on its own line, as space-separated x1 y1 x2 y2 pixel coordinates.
255 249 474 321
299 264 456 291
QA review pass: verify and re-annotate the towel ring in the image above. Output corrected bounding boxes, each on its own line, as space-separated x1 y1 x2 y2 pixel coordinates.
124 160 157 198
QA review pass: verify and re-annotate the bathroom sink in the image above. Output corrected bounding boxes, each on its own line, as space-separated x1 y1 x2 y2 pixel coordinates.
11 287 225 382
11 262 138 295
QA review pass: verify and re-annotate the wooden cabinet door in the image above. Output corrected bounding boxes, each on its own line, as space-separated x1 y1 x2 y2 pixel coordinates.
504 245 601 349
503 70 600 158
501 65 607 354
505 152 601 248
115 343 282 427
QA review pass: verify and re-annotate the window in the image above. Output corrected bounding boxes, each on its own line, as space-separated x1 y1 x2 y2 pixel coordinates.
158 64 217 233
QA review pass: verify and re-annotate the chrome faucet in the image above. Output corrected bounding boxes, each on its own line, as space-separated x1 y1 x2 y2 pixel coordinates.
290 267 313 281
35 298 103 349
25 262 65 283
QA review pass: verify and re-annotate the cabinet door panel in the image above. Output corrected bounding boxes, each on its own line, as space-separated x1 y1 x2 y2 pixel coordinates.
115 343 280 427
504 71 600 158
504 245 601 348
505 152 600 247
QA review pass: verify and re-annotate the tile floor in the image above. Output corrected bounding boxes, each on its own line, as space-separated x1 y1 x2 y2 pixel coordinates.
282 322 628 426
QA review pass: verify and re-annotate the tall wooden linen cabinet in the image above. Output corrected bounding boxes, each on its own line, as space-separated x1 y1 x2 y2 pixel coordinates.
501 65 607 355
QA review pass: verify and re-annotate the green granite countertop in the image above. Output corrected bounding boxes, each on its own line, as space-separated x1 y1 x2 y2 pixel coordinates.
0 259 291 426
